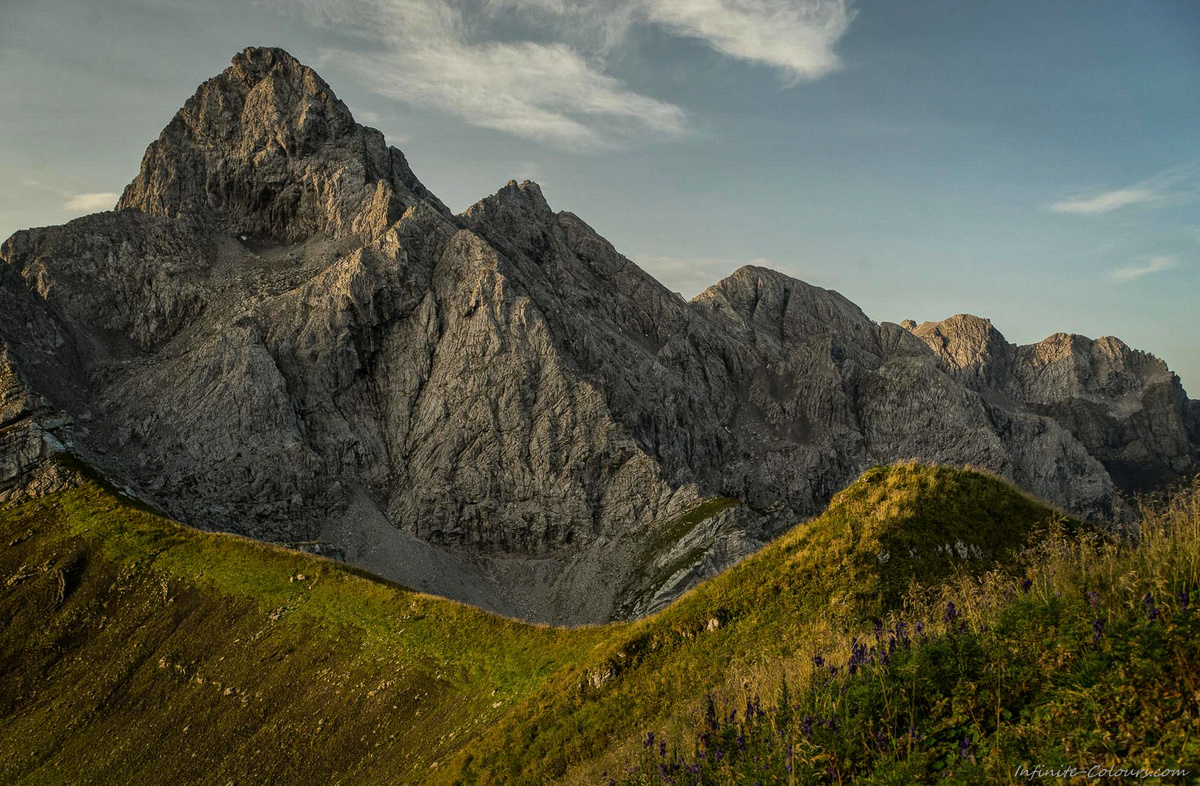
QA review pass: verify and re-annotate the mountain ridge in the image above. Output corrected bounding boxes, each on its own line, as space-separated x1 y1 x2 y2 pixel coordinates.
2 46 1196 623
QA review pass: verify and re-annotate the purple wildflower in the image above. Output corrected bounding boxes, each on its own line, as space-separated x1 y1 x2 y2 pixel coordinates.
944 601 959 626
1091 618 1104 650
1021 577 1033 594
894 620 911 649
1179 589 1190 612
812 654 825 668
848 637 869 675
876 729 890 752
659 740 666 758
645 731 655 749
801 716 813 738
1144 592 1160 621
959 735 974 761
1087 590 1100 609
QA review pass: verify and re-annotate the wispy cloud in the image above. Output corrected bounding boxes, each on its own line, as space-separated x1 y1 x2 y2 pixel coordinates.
1049 188 1156 215
1049 161 1198 215
280 0 686 149
643 0 854 82
338 42 686 149
62 192 118 212
495 0 854 80
278 0 852 149
1108 255 1178 283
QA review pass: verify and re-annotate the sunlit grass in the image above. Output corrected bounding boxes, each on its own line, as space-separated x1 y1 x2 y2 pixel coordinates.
617 479 1200 784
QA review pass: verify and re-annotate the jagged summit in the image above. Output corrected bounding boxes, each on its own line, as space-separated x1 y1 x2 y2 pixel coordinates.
2 47 1197 623
909 314 1198 491
463 179 553 217
117 46 449 243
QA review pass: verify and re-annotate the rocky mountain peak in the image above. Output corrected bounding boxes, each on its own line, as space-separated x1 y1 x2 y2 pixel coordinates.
461 179 555 227
696 265 877 353
117 46 449 243
226 46 313 88
912 314 1011 373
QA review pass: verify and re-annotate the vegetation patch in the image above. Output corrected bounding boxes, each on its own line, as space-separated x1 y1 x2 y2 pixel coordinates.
0 461 1195 783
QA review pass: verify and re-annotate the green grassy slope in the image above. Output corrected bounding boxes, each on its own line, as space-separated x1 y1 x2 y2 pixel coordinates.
0 462 1195 784
0 475 609 784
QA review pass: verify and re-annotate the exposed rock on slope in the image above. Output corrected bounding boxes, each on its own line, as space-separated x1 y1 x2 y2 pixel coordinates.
911 315 1199 492
2 47 1196 622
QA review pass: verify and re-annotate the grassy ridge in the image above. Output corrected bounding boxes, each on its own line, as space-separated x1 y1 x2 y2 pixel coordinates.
619 483 1200 783
0 478 610 783
1 462 1193 783
445 463 1069 784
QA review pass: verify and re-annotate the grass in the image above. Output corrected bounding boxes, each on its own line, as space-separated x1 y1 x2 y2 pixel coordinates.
619 479 1200 784
0 461 1195 783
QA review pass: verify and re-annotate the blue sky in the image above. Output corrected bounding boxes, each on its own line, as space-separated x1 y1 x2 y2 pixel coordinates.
2 0 1197 391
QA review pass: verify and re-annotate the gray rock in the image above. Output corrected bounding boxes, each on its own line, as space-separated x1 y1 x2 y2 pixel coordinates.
911 315 1198 492
1 47 1195 623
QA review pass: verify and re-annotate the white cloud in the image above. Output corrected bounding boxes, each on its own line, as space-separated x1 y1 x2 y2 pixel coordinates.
1108 255 1178 283
642 0 854 82
338 42 686 149
279 0 685 149
62 192 118 212
279 0 852 149
1049 188 1156 215
1049 161 1198 215
350 107 382 124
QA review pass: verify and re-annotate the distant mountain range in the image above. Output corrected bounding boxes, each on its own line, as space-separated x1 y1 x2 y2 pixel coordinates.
2 47 1196 624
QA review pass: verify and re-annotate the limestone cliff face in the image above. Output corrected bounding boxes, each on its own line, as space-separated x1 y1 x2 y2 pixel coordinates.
117 47 449 243
1 48 1194 622
911 315 1198 492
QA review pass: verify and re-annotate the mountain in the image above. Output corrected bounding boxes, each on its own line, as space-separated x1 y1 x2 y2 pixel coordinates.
1 47 1196 624
910 314 1200 492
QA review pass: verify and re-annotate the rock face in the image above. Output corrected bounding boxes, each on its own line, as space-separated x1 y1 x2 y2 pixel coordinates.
117 46 450 243
911 315 1199 493
2 48 1196 623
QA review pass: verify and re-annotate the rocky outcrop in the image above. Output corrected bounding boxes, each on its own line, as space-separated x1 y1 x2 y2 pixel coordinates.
0 347 77 504
2 47 1195 623
117 47 449 244
911 316 1199 493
